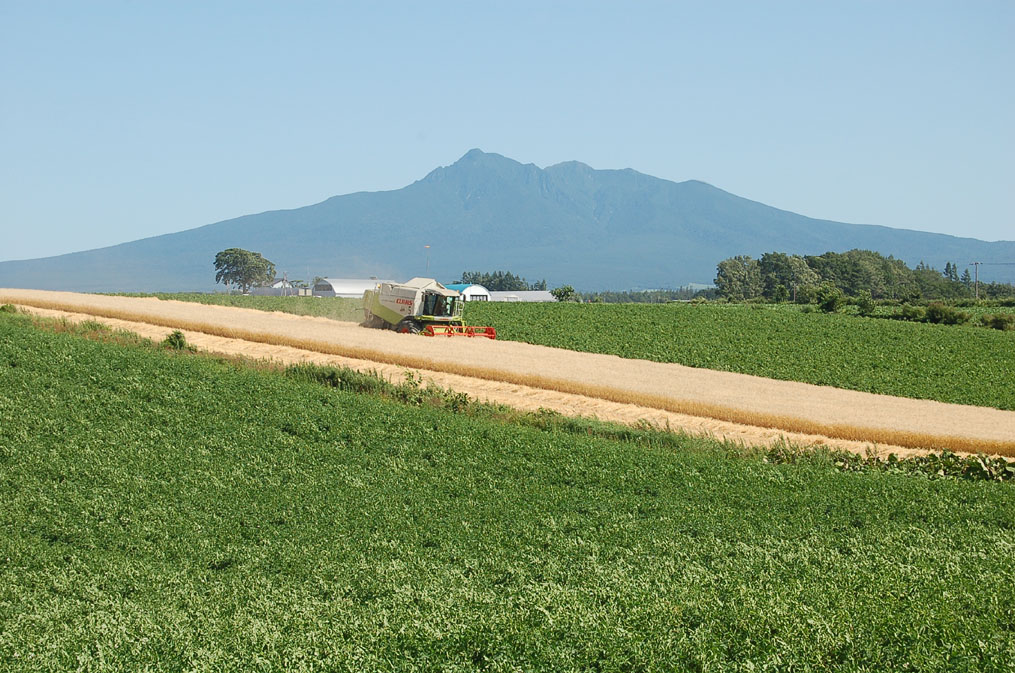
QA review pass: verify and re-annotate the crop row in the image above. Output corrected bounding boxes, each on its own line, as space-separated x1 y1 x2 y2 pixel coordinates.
465 302 1015 410
2 312 1014 670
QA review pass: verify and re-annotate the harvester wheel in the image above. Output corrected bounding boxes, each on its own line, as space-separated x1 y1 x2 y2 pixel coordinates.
396 318 422 334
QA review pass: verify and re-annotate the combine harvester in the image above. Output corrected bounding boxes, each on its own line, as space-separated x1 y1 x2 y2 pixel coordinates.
362 278 496 339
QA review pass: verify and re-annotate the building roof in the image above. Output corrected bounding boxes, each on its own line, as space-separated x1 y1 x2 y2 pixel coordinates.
445 283 490 294
314 278 393 295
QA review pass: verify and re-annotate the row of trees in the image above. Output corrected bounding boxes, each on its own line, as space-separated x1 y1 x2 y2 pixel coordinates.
579 287 717 303
715 250 1014 302
458 270 547 291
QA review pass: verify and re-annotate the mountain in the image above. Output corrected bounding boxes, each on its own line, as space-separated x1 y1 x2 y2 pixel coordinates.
2 149 1013 291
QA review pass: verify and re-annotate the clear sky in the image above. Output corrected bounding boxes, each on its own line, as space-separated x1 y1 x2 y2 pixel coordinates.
2 1 1012 262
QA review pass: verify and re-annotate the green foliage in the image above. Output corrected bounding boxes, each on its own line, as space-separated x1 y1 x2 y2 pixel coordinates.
816 283 845 313
714 255 762 300
716 249 1008 302
0 303 17 313
578 287 716 303
284 364 471 411
924 302 971 325
759 252 819 301
465 301 1015 410
550 285 579 302
3 313 1015 670
458 270 546 291
900 304 926 322
161 330 191 350
855 289 876 316
765 445 1015 482
982 313 1015 331
213 247 276 293
978 281 1015 299
806 249 921 299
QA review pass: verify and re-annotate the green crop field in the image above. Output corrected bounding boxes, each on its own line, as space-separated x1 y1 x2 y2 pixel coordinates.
464 302 1015 411
2 312 1015 671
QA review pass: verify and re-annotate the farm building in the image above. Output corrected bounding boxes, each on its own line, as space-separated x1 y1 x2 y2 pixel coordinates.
488 290 557 302
312 278 393 298
251 278 311 296
444 283 491 301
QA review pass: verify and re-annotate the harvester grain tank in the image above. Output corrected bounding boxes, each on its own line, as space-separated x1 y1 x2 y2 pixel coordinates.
362 277 496 339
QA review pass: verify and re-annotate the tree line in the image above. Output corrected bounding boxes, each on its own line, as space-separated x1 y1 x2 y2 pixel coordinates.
579 287 718 303
715 249 1014 302
457 270 547 291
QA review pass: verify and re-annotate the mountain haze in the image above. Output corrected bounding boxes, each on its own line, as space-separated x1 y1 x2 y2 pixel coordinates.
2 149 1013 291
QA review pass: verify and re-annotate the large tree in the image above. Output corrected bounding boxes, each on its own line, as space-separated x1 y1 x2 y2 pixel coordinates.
214 248 276 293
759 252 819 301
715 255 762 300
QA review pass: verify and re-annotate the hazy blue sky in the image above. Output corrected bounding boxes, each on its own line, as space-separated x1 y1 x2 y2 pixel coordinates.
2 1 1012 261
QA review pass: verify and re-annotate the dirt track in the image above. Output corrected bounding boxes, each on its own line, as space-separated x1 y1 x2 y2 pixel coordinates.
4 289 1015 457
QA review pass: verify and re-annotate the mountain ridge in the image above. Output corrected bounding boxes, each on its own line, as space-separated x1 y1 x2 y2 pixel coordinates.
1 149 1012 291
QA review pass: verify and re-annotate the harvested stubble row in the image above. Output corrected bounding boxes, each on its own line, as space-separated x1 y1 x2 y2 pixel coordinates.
3 289 1015 455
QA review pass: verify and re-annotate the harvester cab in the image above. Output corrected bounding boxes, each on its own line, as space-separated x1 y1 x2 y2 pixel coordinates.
362 277 496 339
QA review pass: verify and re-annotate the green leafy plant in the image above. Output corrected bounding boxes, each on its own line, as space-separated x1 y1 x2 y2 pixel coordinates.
982 313 1015 331
550 285 580 302
855 289 876 316
766 444 1015 482
925 302 971 325
816 283 845 313
162 330 191 350
900 304 926 322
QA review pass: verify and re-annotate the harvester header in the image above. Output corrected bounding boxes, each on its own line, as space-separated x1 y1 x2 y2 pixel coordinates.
362 278 496 339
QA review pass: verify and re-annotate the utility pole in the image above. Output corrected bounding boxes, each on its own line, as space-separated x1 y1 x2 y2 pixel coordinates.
970 261 981 300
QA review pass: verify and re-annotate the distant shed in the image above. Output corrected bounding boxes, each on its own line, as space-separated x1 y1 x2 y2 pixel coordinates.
488 290 557 302
251 277 310 296
444 283 491 301
313 278 393 298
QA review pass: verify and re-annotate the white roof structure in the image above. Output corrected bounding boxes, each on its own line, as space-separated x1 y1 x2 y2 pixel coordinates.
488 290 557 302
444 283 491 301
313 278 393 298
